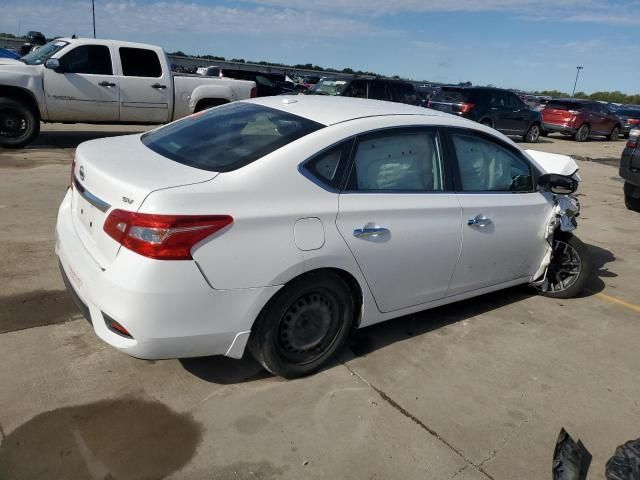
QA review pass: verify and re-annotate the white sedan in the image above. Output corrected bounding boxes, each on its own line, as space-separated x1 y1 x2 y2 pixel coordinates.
55 96 591 378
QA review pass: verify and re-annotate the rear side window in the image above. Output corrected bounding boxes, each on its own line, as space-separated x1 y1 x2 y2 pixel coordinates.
431 88 469 103
367 81 386 100
60 45 112 75
120 47 162 77
450 132 533 192
347 129 443 192
142 103 324 172
301 140 353 190
546 100 583 111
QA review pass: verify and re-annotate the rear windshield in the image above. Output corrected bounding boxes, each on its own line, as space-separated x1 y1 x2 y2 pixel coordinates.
545 100 585 110
141 103 324 172
431 88 469 103
311 79 350 96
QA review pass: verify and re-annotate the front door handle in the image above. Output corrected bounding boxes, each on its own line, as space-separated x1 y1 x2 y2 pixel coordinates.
353 226 390 238
467 215 492 227
99 81 116 87
151 83 167 89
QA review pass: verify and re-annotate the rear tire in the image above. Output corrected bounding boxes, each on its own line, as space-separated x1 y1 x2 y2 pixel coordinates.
523 123 540 143
624 182 640 211
537 232 591 299
608 126 620 141
248 271 355 378
0 97 39 149
574 124 590 142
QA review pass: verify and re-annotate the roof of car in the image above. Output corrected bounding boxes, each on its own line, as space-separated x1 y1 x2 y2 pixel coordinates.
246 95 461 126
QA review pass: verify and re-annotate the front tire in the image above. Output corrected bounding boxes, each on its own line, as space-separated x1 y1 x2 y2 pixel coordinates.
537 233 592 298
0 98 39 149
248 271 355 378
624 182 640 211
523 123 540 143
574 124 590 142
608 126 620 141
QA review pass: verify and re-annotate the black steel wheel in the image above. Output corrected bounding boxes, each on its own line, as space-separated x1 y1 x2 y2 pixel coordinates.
248 271 355 378
0 98 39 149
537 233 591 298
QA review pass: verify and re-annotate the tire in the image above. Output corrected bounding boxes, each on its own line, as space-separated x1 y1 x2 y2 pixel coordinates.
573 124 590 142
608 125 620 141
624 182 640 211
523 123 540 143
537 232 592 299
248 271 355 378
0 97 39 148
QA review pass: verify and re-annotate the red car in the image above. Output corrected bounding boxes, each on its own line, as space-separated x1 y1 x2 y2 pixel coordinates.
542 99 621 142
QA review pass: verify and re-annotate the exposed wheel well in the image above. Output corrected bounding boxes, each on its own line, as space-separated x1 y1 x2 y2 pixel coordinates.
0 86 40 119
194 98 229 112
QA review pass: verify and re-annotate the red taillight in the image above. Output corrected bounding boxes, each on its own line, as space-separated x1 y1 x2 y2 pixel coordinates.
460 102 475 114
70 159 76 189
628 119 640 125
250 86 257 98
103 210 233 260
628 138 638 148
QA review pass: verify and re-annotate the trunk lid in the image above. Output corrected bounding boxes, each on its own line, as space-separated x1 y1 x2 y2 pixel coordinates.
429 88 471 115
71 134 217 268
542 101 581 125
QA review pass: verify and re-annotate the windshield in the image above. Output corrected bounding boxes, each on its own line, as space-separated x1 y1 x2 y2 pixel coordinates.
310 79 350 96
21 40 69 65
141 102 324 172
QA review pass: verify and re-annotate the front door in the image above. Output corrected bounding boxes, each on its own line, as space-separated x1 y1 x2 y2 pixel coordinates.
446 129 552 295
43 44 119 122
336 127 462 313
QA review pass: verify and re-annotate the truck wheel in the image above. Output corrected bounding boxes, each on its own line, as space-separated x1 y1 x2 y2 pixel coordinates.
536 232 592 299
607 126 620 141
0 98 40 149
523 123 540 143
624 182 640 212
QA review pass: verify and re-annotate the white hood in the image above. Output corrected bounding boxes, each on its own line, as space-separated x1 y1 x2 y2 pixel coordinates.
525 149 579 177
0 58 24 66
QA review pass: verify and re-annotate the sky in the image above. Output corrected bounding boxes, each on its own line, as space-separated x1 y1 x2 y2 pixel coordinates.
2 0 639 94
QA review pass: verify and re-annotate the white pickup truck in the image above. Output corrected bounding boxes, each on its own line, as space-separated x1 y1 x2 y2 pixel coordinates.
0 38 257 148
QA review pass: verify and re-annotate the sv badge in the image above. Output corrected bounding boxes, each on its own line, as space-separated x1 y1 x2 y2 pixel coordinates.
122 196 134 205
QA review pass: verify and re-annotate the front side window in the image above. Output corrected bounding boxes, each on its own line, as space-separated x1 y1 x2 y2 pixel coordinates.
451 132 533 192
120 47 162 77
490 91 508 107
59 45 112 75
347 129 443 192
142 103 324 172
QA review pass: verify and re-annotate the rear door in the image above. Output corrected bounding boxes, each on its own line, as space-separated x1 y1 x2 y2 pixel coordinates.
336 127 462 313
116 46 171 123
504 92 529 134
445 129 552 295
43 44 119 122
489 90 512 132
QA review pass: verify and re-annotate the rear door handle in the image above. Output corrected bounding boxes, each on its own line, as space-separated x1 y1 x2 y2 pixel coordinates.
99 81 116 87
151 83 167 89
467 215 492 227
353 226 390 238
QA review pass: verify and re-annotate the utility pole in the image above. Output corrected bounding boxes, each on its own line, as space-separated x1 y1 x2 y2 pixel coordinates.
572 66 583 98
92 0 96 38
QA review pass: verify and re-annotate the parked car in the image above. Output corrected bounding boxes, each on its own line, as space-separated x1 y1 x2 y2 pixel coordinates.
56 96 590 378
196 65 221 77
219 68 293 97
428 86 543 142
615 107 640 138
620 128 640 211
541 99 621 142
0 38 257 148
307 76 420 106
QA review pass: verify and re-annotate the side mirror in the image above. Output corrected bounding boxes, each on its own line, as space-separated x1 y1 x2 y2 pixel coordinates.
538 173 578 195
44 58 62 72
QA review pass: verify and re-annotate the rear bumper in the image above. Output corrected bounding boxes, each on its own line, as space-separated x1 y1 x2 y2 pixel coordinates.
55 189 281 360
543 122 576 135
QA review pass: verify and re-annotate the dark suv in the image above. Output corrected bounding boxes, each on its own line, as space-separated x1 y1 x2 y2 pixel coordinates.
307 77 420 106
428 87 542 142
620 129 640 211
542 99 621 142
615 107 640 138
